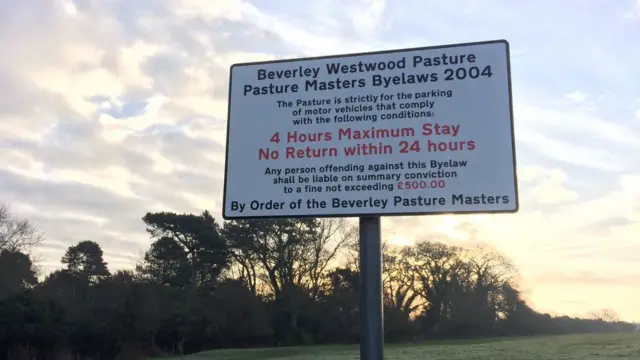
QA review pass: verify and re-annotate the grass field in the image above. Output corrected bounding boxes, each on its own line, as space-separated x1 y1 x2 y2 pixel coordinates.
160 333 640 359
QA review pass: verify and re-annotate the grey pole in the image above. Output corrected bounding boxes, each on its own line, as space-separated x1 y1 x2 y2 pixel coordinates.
359 216 384 360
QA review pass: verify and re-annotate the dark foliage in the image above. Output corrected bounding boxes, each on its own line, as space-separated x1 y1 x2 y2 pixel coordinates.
0 208 634 360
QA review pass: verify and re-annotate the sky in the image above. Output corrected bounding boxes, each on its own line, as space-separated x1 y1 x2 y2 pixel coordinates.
1 0 639 321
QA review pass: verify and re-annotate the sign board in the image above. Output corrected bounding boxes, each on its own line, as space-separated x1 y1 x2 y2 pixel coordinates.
222 39 518 219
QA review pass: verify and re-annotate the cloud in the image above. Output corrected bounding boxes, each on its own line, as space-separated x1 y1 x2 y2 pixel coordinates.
518 166 579 204
514 102 638 172
0 0 271 271
625 0 640 18
0 0 639 321
566 91 587 102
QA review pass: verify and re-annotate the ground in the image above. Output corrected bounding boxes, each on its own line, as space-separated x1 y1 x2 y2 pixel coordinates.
158 333 640 359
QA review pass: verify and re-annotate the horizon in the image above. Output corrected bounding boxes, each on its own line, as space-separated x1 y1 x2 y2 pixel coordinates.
1 0 639 322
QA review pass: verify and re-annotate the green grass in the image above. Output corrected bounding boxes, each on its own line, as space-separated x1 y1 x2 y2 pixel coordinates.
159 333 640 359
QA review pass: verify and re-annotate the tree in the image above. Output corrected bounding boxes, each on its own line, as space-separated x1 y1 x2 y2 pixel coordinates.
383 247 421 317
0 249 38 296
458 244 518 326
208 280 273 346
320 267 360 343
36 269 90 307
224 218 338 344
61 240 110 282
589 309 620 323
136 236 191 288
223 218 318 297
406 241 463 330
0 203 44 253
304 218 357 298
142 211 230 294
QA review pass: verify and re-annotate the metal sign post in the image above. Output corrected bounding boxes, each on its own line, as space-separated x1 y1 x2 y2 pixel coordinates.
359 216 384 359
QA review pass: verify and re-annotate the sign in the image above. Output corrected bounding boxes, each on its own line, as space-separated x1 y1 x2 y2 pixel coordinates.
222 39 518 219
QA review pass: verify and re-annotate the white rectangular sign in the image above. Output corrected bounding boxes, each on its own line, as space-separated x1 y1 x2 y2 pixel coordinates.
222 40 518 219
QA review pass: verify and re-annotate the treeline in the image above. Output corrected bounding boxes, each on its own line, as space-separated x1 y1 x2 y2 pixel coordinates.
0 204 634 359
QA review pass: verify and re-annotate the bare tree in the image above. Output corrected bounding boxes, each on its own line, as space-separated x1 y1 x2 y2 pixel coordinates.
383 246 422 317
304 218 357 298
224 218 357 298
589 308 620 323
407 241 464 322
224 252 260 295
0 203 44 253
455 243 519 322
